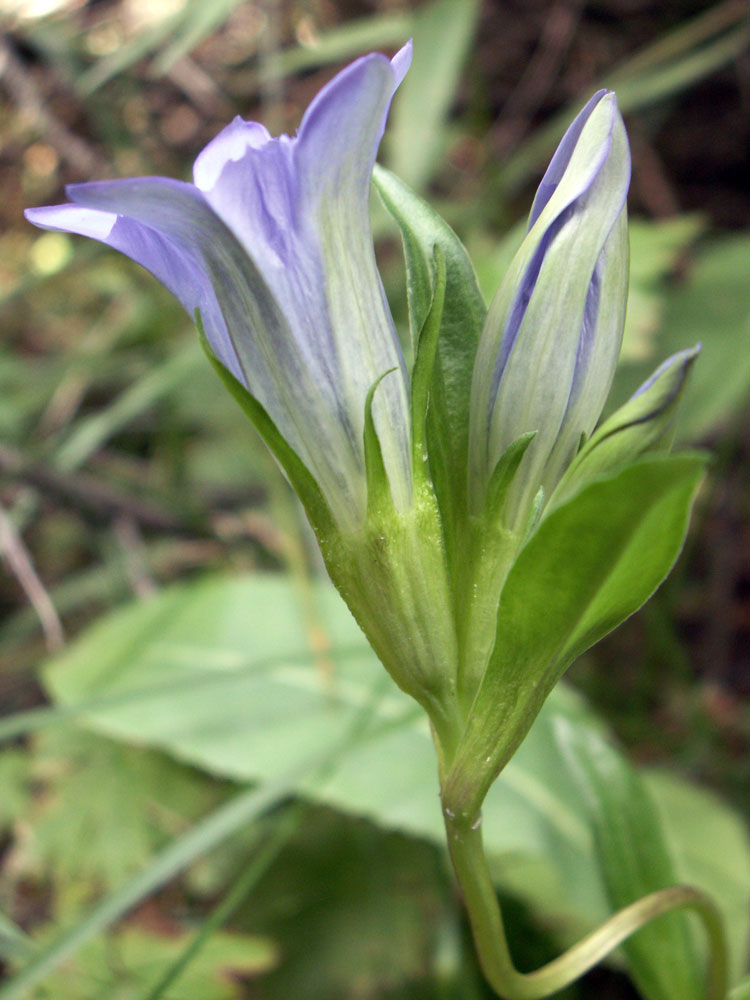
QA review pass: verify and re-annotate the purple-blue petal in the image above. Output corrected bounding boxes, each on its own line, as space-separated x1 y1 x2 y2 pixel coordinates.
26 44 415 528
528 90 608 229
24 199 243 382
630 345 700 412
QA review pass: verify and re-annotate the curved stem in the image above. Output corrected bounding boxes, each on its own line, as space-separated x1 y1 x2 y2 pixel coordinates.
445 813 728 1000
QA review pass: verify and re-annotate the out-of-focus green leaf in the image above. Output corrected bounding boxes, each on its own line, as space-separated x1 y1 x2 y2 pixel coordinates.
0 914 32 963
556 719 704 1000
0 750 31 826
28 729 225 898
37 573 749 955
236 808 448 1000
30 926 275 1000
610 235 750 438
385 0 480 191
38 574 602 921
622 216 705 363
646 770 750 982
0 781 292 1000
657 236 750 440
52 344 201 473
276 14 412 77
730 977 750 1000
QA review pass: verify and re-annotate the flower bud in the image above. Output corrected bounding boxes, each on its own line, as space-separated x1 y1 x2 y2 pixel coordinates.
551 345 700 506
470 91 631 528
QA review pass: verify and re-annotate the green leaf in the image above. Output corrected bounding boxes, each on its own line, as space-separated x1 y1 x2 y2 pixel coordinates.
363 370 398 517
29 926 275 1000
553 347 700 504
484 432 537 528
385 0 481 191
275 14 412 78
36 574 605 919
236 808 449 1000
0 913 32 963
373 165 486 570
6 572 744 994
410 246 446 478
445 454 706 813
646 771 750 983
730 978 750 1000
0 780 300 1000
555 719 704 1000
27 729 224 897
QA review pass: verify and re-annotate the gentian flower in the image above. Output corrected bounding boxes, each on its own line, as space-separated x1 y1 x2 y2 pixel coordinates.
25 43 414 535
26 40 469 742
26 50 700 780
25 51 720 998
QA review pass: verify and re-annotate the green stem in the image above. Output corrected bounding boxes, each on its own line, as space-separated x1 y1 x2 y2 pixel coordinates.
444 812 728 1000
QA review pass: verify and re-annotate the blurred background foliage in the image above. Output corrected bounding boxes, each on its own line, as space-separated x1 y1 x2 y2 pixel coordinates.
0 0 748 997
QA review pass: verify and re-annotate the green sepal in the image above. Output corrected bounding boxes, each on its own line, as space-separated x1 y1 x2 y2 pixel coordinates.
443 452 707 821
363 369 398 519
195 311 335 541
373 165 486 576
483 431 536 528
455 432 537 710
552 346 699 508
410 245 446 480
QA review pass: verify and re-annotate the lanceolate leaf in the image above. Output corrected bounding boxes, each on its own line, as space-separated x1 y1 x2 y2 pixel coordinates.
27 573 749 994
373 165 486 568
555 718 704 1000
445 453 706 814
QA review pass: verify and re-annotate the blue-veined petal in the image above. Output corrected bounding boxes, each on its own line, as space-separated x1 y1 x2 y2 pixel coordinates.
25 44 414 533
24 201 246 384
190 45 414 520
469 91 631 525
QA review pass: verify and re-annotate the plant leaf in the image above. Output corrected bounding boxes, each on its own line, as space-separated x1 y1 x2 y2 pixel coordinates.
645 770 750 983
555 717 704 1000
385 0 481 191
25 573 749 992
445 453 707 811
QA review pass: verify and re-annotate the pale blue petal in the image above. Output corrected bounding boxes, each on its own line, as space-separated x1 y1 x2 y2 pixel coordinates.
26 45 414 529
192 44 414 515
470 92 631 523
24 201 243 382
528 90 607 227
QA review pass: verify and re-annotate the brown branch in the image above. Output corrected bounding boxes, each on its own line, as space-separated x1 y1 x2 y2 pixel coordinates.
0 499 64 651
0 443 209 536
